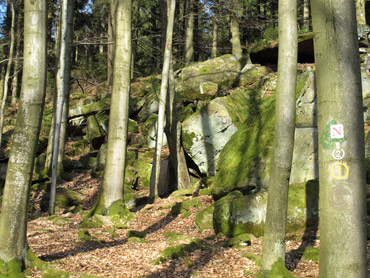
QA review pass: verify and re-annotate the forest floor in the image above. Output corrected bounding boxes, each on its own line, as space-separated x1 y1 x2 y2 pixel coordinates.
24 171 370 278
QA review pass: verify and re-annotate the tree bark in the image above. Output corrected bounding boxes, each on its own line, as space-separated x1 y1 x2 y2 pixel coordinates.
98 0 132 210
356 0 366 25
11 0 22 107
150 0 176 200
311 0 367 276
230 0 242 57
184 0 194 65
303 0 310 29
49 0 74 215
211 19 218 58
260 0 297 273
107 0 115 88
0 0 16 146
0 0 47 266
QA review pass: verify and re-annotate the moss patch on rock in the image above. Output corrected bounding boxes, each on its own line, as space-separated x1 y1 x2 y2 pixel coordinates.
153 238 204 264
255 258 293 278
195 205 214 231
223 233 251 248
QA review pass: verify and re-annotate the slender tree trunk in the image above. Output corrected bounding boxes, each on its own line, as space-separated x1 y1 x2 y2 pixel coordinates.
356 0 366 25
96 0 132 211
0 0 16 146
211 19 218 58
11 0 21 107
184 0 194 65
150 0 176 200
165 54 191 191
260 0 297 273
0 0 47 267
107 0 115 87
303 0 310 29
311 0 367 276
230 0 242 57
49 0 74 215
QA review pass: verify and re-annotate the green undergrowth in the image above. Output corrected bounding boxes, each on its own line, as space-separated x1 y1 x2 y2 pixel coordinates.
127 237 148 244
78 230 94 242
48 215 70 226
153 238 205 264
41 268 70 278
243 253 261 266
163 232 190 244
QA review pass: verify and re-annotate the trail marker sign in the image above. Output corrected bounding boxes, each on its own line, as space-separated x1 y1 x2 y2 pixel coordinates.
330 124 344 139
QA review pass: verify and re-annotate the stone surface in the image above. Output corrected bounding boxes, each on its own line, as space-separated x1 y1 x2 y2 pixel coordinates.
182 98 238 176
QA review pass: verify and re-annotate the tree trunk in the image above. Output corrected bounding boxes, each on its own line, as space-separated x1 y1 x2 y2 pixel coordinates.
356 0 366 25
0 0 16 146
184 0 194 65
230 0 242 57
11 0 22 107
303 0 310 30
49 0 74 215
150 0 176 200
107 0 115 87
311 0 367 276
0 0 47 268
95 0 132 211
260 0 297 273
165 54 191 191
211 19 218 58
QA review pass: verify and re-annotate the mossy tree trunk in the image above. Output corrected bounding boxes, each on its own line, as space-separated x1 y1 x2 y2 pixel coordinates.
312 0 367 276
184 0 194 65
150 0 176 200
0 0 16 146
260 0 297 274
49 0 74 215
96 0 132 212
0 0 47 266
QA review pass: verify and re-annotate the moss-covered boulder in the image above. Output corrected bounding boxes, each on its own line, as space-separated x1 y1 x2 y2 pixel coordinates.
195 204 214 230
175 54 243 101
40 187 82 212
85 115 105 149
182 98 238 176
203 180 319 237
210 95 275 198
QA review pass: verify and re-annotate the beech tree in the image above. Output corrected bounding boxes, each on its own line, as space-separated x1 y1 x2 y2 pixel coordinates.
0 0 47 271
149 0 176 199
90 0 132 214
311 0 367 276
49 0 74 215
260 0 297 274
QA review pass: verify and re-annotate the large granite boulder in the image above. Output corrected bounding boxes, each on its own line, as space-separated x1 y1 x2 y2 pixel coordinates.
196 180 319 237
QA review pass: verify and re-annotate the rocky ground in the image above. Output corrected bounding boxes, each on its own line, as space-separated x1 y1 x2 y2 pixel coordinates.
22 171 369 278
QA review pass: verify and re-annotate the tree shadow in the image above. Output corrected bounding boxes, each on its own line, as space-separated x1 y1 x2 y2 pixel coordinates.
286 179 319 269
40 209 180 262
145 237 228 278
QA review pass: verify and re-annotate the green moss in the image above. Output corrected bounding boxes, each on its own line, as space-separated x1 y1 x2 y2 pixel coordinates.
48 215 70 226
127 230 147 239
153 238 204 264
163 232 188 243
78 230 92 242
27 249 47 269
255 258 293 278
80 217 103 229
170 198 203 216
195 205 214 231
302 247 319 261
41 268 70 278
108 200 134 223
128 237 148 243
211 94 276 198
108 228 118 238
81 97 110 115
223 233 251 248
